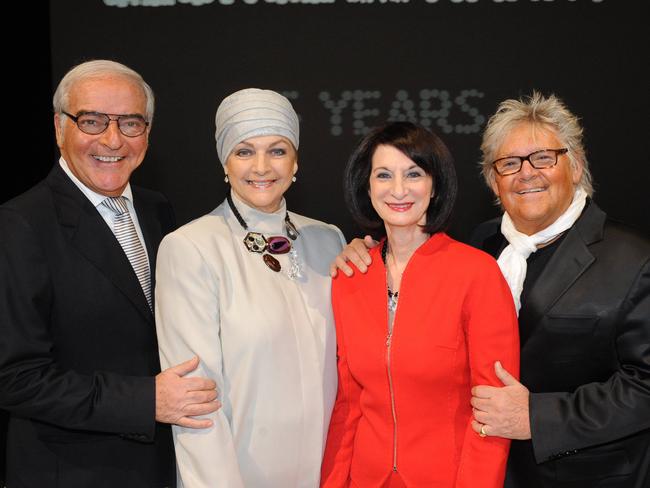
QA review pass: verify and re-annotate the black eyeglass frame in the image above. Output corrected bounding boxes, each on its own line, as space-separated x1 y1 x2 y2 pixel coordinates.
62 110 149 137
491 148 569 176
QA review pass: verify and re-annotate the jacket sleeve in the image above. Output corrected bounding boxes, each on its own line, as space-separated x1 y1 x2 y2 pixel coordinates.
0 208 155 440
320 278 363 488
155 230 245 488
456 258 520 488
529 257 650 462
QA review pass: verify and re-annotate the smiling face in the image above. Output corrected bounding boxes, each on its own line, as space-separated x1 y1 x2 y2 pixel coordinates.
224 135 298 213
369 144 433 231
54 75 149 197
490 123 582 235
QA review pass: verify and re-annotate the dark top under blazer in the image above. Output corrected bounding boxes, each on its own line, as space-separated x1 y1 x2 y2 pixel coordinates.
0 165 176 488
471 201 650 488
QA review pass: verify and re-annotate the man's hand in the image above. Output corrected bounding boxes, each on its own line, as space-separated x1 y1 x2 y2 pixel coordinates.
155 356 220 428
470 361 531 440
329 235 378 277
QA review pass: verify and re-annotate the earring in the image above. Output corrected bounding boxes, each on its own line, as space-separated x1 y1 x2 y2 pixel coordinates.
224 175 229 183
292 176 297 183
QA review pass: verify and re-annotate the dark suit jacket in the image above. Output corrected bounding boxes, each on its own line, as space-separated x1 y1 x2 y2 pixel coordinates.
0 165 176 487
471 201 650 488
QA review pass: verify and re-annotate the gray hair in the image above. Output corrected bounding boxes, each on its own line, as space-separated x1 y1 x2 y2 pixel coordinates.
479 92 593 197
53 59 155 126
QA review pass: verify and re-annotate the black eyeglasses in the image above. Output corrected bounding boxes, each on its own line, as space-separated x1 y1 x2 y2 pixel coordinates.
492 148 568 176
62 111 149 137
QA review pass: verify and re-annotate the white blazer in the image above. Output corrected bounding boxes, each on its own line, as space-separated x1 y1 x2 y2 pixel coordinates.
155 192 345 488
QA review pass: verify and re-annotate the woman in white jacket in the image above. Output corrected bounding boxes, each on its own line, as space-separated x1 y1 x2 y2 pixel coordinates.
155 88 345 487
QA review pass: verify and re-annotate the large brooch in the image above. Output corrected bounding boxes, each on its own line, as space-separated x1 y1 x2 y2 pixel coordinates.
243 232 292 272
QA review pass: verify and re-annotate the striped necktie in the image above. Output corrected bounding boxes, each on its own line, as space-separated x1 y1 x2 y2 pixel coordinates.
102 196 152 309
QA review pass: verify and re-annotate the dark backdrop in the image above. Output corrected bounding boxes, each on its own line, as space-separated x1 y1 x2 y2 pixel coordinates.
2 0 648 483
6 0 650 240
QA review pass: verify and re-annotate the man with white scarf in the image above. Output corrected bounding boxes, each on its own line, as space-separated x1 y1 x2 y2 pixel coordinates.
331 92 649 488
468 92 650 488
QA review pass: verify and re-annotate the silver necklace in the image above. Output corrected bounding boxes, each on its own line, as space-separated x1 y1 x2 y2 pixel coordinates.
381 240 399 312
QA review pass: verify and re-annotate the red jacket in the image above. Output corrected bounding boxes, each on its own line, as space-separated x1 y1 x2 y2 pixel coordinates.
321 233 520 488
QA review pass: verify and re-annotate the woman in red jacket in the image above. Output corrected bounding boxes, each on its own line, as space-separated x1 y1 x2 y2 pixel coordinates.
321 122 519 488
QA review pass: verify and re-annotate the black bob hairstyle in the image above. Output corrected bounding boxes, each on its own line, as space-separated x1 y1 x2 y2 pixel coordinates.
344 121 458 239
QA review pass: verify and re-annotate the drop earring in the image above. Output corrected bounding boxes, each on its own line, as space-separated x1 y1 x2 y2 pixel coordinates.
224 175 229 183
292 176 297 183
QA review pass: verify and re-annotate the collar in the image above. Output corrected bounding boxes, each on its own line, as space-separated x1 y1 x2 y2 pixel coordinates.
58 156 134 208
373 232 450 261
227 190 288 235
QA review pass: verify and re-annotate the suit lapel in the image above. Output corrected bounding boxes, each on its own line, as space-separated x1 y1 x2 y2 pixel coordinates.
483 231 506 259
48 167 154 323
518 202 605 329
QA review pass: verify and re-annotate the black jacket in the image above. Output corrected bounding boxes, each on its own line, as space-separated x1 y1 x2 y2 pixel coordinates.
471 201 650 488
0 165 176 487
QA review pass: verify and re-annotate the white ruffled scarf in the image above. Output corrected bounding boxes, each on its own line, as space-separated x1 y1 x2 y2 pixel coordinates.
497 187 587 315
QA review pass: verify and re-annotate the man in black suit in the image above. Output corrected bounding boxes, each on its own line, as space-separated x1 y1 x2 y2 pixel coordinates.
331 93 649 487
0 60 220 487
467 92 650 488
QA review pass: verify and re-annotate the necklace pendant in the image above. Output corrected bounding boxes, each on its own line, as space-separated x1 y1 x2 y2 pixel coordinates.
243 232 267 253
387 289 399 312
285 216 299 240
229 195 301 276
287 248 302 280
263 254 281 272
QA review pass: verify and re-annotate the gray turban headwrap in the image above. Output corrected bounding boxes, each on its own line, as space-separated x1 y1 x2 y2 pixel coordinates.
215 88 299 165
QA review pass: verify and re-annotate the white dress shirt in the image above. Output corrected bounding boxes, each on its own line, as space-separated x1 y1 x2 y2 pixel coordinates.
58 157 150 266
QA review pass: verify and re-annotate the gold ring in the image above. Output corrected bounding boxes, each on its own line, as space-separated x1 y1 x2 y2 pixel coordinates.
479 424 488 437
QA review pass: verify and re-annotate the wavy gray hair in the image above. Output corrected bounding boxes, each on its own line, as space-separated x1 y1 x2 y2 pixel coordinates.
479 92 593 197
53 59 155 129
